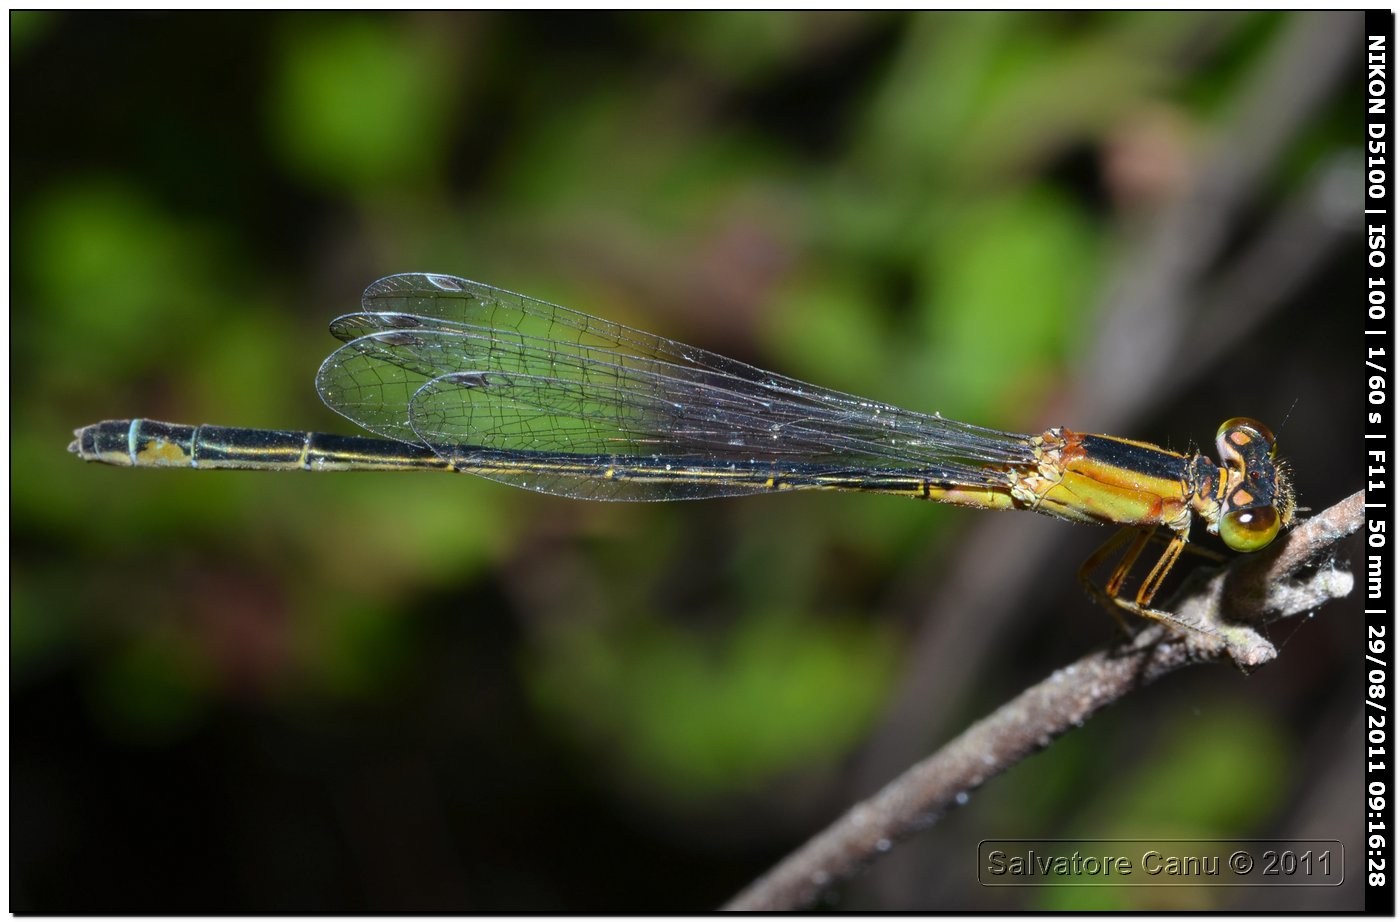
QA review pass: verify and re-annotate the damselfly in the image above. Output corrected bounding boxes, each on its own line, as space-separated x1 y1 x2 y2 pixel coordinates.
70 273 1296 632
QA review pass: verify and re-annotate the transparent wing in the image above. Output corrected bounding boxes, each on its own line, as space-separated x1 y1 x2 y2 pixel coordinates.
409 371 852 500
314 273 1035 500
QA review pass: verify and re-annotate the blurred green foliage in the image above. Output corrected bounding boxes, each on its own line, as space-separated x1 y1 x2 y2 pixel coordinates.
528 608 896 796
11 11 1359 911
1036 704 1292 911
269 17 462 193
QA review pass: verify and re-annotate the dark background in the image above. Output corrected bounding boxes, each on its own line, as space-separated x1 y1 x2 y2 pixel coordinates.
11 11 1365 910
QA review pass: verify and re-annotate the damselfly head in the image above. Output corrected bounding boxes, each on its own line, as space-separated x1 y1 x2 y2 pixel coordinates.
1212 417 1295 553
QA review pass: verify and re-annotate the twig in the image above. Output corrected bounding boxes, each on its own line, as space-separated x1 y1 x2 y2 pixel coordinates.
723 491 1361 911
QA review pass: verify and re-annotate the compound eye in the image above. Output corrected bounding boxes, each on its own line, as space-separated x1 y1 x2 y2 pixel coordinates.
1215 417 1277 458
1219 506 1280 553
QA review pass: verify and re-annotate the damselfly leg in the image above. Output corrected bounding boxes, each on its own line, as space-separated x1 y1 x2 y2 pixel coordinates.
1077 527 1213 638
